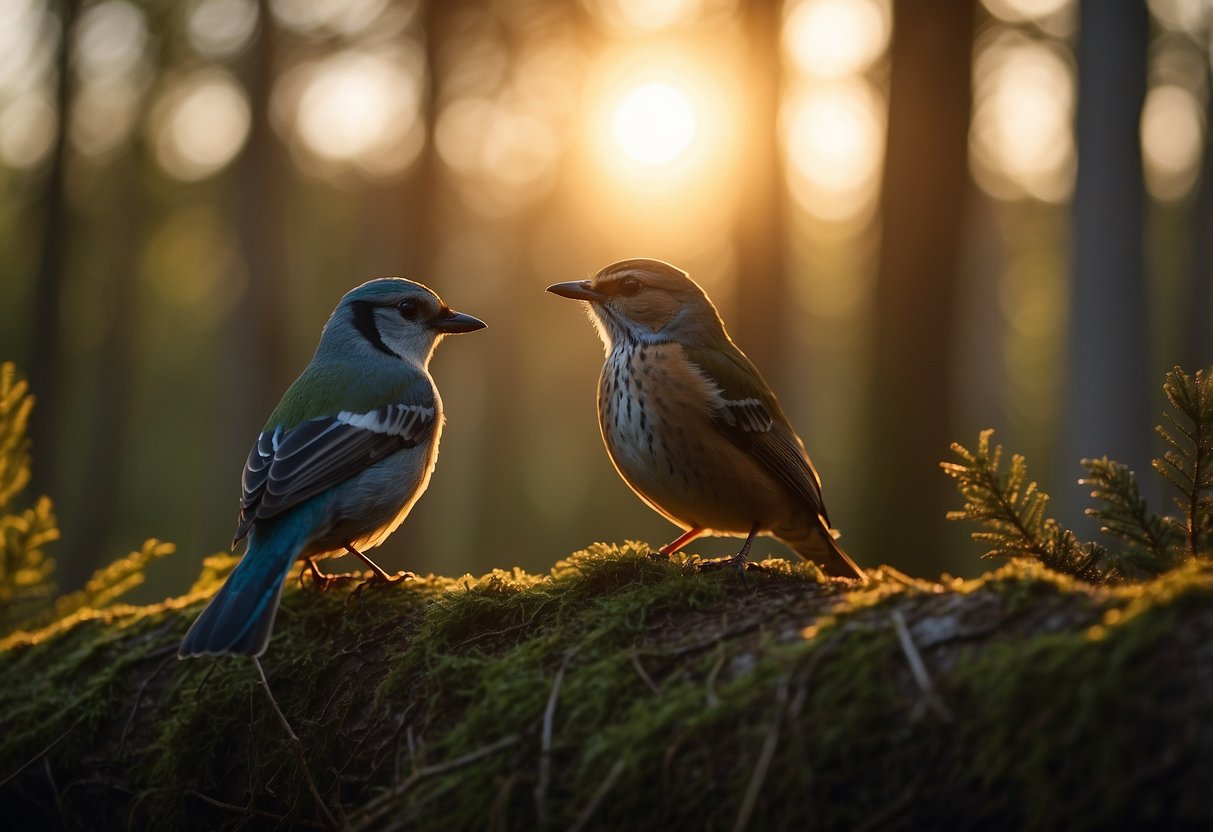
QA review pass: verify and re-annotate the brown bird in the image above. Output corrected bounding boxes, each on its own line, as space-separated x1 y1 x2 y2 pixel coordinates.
548 258 865 581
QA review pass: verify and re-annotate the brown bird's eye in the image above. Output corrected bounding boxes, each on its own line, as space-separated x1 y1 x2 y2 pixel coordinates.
397 299 419 320
619 276 641 296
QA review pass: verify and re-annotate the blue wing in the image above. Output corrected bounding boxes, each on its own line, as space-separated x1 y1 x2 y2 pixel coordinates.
232 403 436 547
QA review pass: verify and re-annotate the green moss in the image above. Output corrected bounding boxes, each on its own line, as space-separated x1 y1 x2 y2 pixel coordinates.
947 562 1213 829
1 545 1209 831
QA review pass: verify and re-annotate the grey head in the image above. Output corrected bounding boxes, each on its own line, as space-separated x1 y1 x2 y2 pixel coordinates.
319 278 486 367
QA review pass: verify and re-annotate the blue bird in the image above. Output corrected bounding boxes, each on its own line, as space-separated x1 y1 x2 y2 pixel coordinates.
179 278 485 658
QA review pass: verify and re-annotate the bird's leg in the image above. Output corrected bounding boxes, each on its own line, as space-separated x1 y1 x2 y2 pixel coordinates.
345 544 414 585
655 527 704 559
697 522 763 575
301 556 363 590
301 556 338 590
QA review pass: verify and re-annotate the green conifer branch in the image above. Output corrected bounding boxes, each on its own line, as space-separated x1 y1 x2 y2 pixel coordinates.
0 362 35 513
0 364 58 631
52 539 176 620
1079 456 1182 576
0 363 174 635
946 367 1212 582
1152 367 1213 560
941 430 1108 581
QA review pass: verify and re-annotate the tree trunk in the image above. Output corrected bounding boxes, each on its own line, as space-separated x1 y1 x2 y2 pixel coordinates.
1184 64 1213 373
2 547 1209 830
1065 0 1151 529
733 0 787 383
867 0 976 574
25 0 80 503
227 0 292 428
57 145 145 590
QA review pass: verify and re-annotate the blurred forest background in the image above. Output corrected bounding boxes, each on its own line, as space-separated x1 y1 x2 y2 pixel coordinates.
1 0 1211 597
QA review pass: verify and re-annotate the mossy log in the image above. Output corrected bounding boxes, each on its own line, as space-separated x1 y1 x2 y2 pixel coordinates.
1 544 1211 831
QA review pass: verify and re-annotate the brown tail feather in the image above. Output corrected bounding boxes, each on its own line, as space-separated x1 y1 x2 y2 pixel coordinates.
784 519 867 582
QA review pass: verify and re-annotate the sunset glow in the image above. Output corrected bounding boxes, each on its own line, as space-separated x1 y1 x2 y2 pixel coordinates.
611 81 698 166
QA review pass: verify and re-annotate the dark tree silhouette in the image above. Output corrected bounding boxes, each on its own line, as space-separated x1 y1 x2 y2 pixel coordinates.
26 0 80 506
1186 58 1213 373
867 0 976 574
733 0 787 383
1065 0 1151 530
59 143 146 589
227 0 293 428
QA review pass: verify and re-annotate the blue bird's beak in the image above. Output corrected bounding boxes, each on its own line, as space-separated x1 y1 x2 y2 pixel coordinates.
433 309 486 334
546 280 607 302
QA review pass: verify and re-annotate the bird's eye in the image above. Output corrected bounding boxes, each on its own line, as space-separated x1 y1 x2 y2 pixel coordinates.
619 277 641 297
397 299 419 320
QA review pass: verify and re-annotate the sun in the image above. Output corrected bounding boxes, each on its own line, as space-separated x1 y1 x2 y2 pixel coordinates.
611 81 698 166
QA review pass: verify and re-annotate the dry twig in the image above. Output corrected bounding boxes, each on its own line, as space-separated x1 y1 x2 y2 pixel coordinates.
252 657 340 829
630 652 661 696
352 734 520 830
733 675 790 832
535 645 582 826
890 609 953 722
568 758 627 832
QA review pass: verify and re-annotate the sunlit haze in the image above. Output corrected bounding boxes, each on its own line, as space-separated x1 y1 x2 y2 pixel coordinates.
782 82 885 222
187 0 258 59
781 0 887 223
593 0 710 33
783 0 889 79
611 82 698 166
971 32 1075 202
279 47 425 179
579 43 742 260
151 70 250 181
1141 83 1204 202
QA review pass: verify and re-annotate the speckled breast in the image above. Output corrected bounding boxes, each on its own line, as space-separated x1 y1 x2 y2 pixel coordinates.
596 341 775 534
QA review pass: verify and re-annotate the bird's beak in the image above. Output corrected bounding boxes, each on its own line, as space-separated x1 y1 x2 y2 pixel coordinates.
546 280 606 302
432 309 487 334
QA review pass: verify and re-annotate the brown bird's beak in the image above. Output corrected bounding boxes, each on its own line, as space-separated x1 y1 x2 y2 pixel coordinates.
546 280 607 302
432 309 487 334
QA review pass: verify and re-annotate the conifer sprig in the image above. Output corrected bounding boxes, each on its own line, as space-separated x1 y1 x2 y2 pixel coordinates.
0 362 35 512
0 363 58 629
0 362 175 635
941 429 1107 581
1079 457 1182 577
1153 367 1212 560
53 539 176 619
945 367 1211 582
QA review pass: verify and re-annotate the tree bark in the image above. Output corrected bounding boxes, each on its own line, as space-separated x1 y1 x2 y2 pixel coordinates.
227 0 292 428
1065 0 1151 529
733 0 787 383
868 0 976 574
1184 61 1213 373
58 144 146 590
25 0 80 503
2 549 1209 830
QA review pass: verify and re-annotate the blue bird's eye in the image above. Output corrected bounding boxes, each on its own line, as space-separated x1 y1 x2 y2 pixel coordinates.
397 299 419 320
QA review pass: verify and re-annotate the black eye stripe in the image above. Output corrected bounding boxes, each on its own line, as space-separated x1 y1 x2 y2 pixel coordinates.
350 300 402 359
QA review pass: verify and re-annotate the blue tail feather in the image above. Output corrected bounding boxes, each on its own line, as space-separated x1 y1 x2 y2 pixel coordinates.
179 504 323 658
